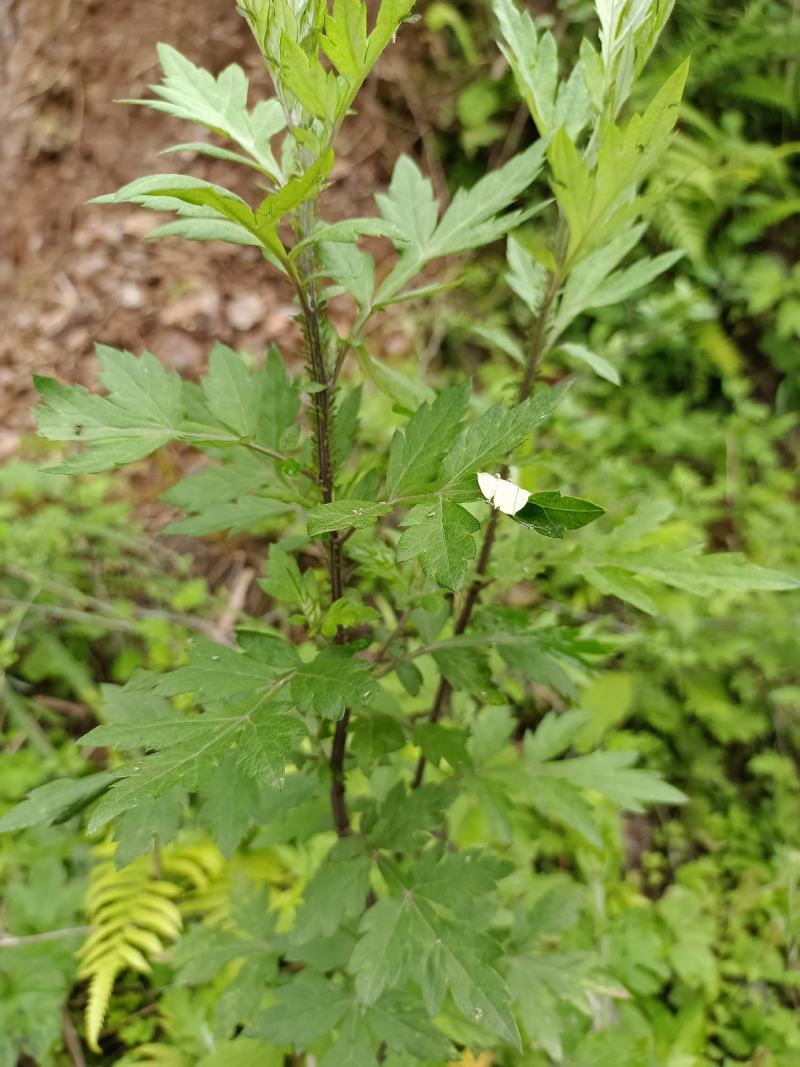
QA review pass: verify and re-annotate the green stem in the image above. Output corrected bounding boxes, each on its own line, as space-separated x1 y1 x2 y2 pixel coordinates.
411 267 563 788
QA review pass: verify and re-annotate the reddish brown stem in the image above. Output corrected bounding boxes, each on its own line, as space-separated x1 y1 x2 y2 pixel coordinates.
296 198 350 836
411 270 561 788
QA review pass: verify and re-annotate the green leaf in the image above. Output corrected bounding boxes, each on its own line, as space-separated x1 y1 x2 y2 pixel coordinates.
506 235 549 316
354 348 435 411
365 995 453 1060
584 250 684 310
552 222 646 337
470 323 526 366
376 142 549 304
76 344 182 429
235 705 308 780
163 495 292 537
529 775 603 848
114 789 184 865
350 711 406 764
366 0 415 67
592 549 800 596
35 347 183 472
249 972 351 1044
351 856 521 1048
0 773 117 832
492 0 560 134
146 217 264 246
366 782 456 851
431 647 497 700
171 925 267 986
280 35 339 123
260 542 320 624
130 634 299 702
496 637 579 699
518 712 687 843
580 565 657 615
513 491 605 538
538 748 687 811
594 0 677 115
412 722 472 773
432 139 549 257
547 128 594 255
161 446 272 511
557 341 620 385
397 499 480 591
321 242 375 309
93 170 261 229
332 386 362 469
319 1015 376 1067
85 721 235 831
128 44 285 177
258 347 301 451
376 155 439 258
320 595 381 639
291 647 379 719
386 382 470 497
255 149 335 229
197 1039 285 1067
526 709 589 762
202 343 260 437
307 500 391 536
350 896 414 1004
322 0 368 81
86 701 304 831
198 754 258 856
295 838 372 939
440 381 569 491
160 140 271 171
300 217 404 248
548 60 688 265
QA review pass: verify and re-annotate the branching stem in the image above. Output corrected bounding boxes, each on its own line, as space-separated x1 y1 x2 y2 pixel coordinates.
412 268 563 788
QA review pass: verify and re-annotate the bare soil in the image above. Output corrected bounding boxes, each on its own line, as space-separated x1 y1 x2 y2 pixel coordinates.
1 0 438 459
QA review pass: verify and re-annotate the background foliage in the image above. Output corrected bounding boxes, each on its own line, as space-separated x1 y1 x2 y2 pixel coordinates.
1 0 799 1065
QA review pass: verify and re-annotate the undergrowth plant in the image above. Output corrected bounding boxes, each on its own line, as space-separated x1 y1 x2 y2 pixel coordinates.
3 0 799 1062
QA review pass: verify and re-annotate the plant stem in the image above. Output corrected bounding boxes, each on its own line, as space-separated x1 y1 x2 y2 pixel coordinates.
0 926 89 948
294 196 350 836
412 270 562 788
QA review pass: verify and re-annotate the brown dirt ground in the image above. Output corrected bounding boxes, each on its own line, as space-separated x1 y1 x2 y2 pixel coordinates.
1 0 454 460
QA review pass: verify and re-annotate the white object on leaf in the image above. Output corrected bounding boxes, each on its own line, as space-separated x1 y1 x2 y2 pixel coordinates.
477 472 531 515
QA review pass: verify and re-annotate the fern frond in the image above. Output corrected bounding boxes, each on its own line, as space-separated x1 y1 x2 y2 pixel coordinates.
694 320 744 377
77 837 329 1052
728 197 800 246
167 841 229 923
730 75 794 112
84 964 118 1055
654 200 712 263
78 841 226 1053
652 0 800 96
78 851 185 1051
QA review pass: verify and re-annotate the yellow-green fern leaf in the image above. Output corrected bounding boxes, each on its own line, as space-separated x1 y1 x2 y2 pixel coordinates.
694 319 743 378
84 962 119 1055
78 851 186 1052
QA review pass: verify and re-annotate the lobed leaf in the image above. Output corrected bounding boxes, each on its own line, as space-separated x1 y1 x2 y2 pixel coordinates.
307 500 391 535
127 43 285 177
397 499 480 591
35 347 183 472
291 647 379 719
